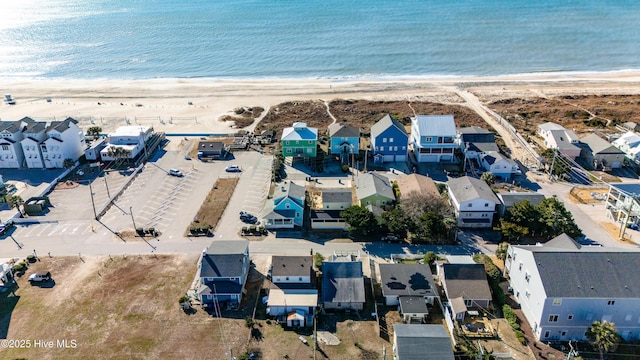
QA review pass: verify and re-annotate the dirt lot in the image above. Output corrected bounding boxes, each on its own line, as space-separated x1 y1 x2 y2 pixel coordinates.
0 256 392 360
188 177 239 233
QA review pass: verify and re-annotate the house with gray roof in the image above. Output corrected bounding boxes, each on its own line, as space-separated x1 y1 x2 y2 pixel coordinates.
328 123 360 162
355 172 395 207
479 151 518 180
309 188 353 230
379 264 438 307
436 260 492 321
370 114 408 163
262 181 305 229
579 133 625 170
270 255 314 285
267 255 317 327
392 324 454 360
321 260 365 311
496 192 545 216
538 122 581 160
447 176 500 228
0 118 34 169
504 234 640 342
410 115 457 162
457 126 499 163
196 240 250 309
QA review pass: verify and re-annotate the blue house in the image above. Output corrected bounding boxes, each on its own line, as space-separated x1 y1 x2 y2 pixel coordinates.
328 123 360 163
196 240 250 309
262 181 305 229
370 114 409 163
410 115 457 162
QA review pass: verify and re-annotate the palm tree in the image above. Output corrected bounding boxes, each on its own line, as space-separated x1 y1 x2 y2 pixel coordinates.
586 320 621 360
86 126 102 139
63 158 76 170
106 146 132 167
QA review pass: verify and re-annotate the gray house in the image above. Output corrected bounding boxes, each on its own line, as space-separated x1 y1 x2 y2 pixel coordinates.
197 141 228 159
393 324 454 360
579 133 625 170
437 261 492 321
379 264 438 307
321 260 365 311
448 176 500 228
196 240 250 309
504 234 640 342
496 192 546 217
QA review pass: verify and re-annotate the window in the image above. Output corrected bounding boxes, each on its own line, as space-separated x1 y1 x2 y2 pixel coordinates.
1 145 8 151
548 315 559 323
518 262 523 271
306 148 312 153
625 315 632 321
308 140 312 144
394 146 398 151
389 138 394 143
525 290 530 298
380 146 384 151
402 146 406 150
525 272 531 282
484 203 489 207
286 204 290 209
383 138 387 143
286 148 292 153
285 277 289 281
544 331 550 338
468 204 472 207
607 300 616 305
424 137 433 142
561 331 567 337
296 140 300 144
567 314 573 320
465 299 473 306
295 212 300 217
299 277 303 281
552 299 562 306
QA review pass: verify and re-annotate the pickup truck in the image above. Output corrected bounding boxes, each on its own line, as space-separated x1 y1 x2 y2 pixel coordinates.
28 271 52 283
0 220 15 235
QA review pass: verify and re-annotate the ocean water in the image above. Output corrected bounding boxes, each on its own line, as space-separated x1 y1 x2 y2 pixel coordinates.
1 0 639 80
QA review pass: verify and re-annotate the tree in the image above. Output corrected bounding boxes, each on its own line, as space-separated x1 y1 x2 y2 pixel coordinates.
6 195 24 210
541 148 570 176
423 251 439 266
106 146 132 164
586 321 621 360
535 197 581 239
499 219 529 241
381 206 412 238
86 126 102 139
495 242 509 261
413 211 448 243
340 206 377 236
63 158 75 169
480 172 496 185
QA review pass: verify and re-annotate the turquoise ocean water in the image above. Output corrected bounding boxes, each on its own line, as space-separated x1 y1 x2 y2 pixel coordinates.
1 0 639 80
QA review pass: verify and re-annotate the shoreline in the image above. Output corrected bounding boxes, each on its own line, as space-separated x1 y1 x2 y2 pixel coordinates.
2 72 640 135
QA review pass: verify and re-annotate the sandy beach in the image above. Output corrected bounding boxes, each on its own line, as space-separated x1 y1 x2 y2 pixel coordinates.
2 72 640 135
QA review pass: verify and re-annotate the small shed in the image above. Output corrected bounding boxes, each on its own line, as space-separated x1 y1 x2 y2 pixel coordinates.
85 138 107 161
197 141 227 159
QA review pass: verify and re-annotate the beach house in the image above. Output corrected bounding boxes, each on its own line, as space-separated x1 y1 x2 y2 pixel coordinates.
322 257 365 311
100 126 153 161
196 240 250 309
355 172 395 207
370 114 408 163
447 176 499 228
410 115 457 162
20 121 48 168
437 258 492 321
538 122 581 160
579 133 625 170
327 123 360 163
262 180 305 229
393 324 454 360
281 122 318 159
504 234 640 341
0 118 34 169
612 131 640 163
41 117 85 169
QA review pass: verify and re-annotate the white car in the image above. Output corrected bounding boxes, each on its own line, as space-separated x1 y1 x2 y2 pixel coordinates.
225 165 241 172
169 168 184 177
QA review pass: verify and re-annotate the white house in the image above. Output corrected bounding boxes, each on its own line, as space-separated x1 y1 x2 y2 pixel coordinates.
41 118 85 168
270 256 314 285
479 151 518 179
20 122 48 168
537 122 581 160
100 126 153 161
447 176 499 228
410 115 457 162
612 131 640 163
504 234 640 342
309 188 352 231
266 288 317 327
0 118 33 169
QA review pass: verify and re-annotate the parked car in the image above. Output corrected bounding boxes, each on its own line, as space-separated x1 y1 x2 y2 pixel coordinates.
225 165 241 172
0 220 15 235
28 271 51 283
239 211 258 224
381 233 400 242
169 168 184 177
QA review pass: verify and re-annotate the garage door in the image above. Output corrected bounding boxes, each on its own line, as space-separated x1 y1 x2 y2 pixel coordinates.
420 154 438 162
383 154 394 162
395 155 407 162
440 155 453 161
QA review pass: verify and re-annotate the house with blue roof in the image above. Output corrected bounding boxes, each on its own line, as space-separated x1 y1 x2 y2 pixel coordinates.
196 240 250 309
411 115 457 162
281 122 318 158
262 181 306 229
370 114 408 163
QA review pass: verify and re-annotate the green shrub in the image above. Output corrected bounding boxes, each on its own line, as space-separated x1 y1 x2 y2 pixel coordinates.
245 316 255 328
179 295 190 304
12 262 26 272
341 164 349 173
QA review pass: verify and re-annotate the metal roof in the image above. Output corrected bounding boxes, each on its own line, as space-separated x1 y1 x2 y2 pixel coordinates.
355 172 394 202
393 324 454 360
281 122 318 141
580 134 624 155
448 176 499 204
411 115 456 137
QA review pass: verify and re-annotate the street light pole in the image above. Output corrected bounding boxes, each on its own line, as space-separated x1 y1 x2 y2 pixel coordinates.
130 206 137 230
89 182 97 219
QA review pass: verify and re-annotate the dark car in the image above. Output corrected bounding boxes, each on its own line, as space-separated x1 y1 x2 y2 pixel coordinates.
0 220 15 235
239 211 258 224
381 233 400 242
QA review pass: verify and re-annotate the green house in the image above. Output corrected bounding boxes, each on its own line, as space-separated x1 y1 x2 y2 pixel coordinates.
281 122 318 158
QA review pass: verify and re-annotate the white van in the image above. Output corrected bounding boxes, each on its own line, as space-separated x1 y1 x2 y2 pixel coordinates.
169 169 184 177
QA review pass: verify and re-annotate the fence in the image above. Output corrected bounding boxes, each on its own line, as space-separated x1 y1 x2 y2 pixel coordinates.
95 162 145 220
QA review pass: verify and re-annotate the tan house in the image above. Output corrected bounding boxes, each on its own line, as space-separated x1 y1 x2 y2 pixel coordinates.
395 173 440 202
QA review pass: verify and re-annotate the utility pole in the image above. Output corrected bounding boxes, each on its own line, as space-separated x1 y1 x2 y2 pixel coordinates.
89 182 97 219
104 177 111 199
618 194 635 240
548 148 558 177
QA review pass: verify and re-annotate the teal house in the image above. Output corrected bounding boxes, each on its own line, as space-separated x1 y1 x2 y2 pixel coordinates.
328 123 360 163
281 122 318 158
262 181 306 229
